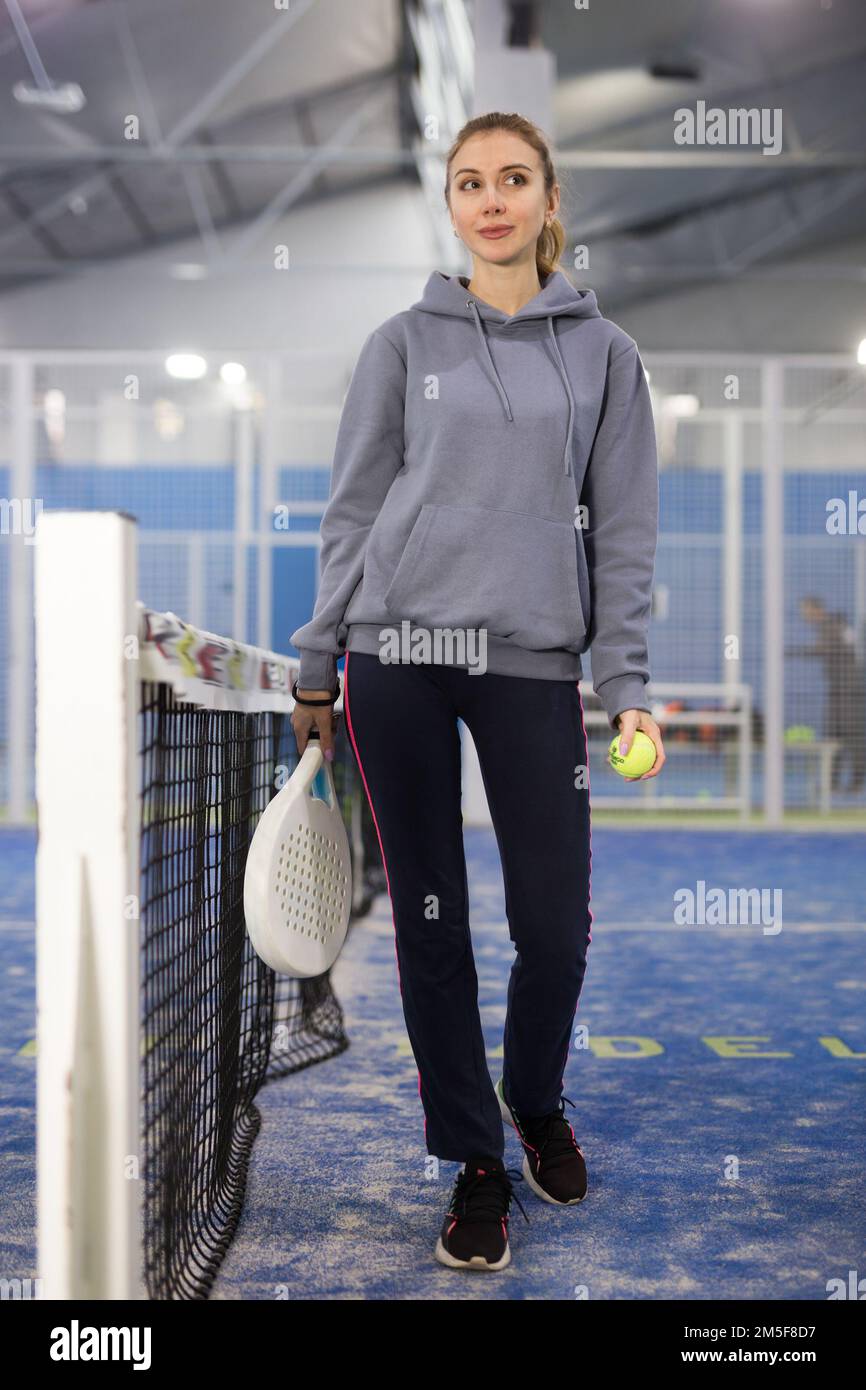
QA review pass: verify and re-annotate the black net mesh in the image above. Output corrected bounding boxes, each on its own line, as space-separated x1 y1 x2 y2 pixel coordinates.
139 680 359 1300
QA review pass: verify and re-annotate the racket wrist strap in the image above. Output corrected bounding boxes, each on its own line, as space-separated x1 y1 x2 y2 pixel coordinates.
292 678 341 706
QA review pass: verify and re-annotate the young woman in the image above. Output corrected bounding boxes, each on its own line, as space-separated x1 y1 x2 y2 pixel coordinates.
290 111 665 1273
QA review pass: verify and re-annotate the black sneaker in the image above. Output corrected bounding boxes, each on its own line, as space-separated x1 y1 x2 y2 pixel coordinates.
434 1157 529 1271
496 1077 588 1206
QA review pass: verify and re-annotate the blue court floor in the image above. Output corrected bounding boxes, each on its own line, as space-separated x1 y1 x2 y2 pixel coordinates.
2 827 864 1299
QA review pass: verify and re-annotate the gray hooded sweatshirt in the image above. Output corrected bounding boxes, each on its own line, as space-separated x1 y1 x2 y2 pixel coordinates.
291 268 658 729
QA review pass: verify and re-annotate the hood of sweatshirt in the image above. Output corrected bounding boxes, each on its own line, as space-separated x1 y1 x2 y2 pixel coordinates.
410 269 602 476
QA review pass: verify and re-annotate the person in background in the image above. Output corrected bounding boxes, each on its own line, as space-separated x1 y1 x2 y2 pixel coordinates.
786 595 866 793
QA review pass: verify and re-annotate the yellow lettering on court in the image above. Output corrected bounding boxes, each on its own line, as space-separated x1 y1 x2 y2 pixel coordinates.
588 1037 664 1058
702 1035 793 1058
817 1036 866 1058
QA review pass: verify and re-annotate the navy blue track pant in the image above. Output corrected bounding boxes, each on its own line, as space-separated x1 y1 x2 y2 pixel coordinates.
343 650 593 1163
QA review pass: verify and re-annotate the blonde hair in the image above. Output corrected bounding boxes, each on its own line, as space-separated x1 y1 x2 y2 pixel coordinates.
444 111 567 280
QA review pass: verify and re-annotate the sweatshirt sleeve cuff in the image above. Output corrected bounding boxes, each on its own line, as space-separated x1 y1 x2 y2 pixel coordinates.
295 650 338 693
593 675 652 730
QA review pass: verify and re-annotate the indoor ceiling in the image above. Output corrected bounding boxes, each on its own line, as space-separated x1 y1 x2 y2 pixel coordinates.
0 0 864 309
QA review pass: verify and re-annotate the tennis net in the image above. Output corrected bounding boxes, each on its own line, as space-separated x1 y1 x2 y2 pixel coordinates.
36 511 365 1300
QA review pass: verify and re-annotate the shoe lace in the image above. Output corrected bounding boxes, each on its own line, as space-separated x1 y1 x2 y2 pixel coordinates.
521 1095 583 1172
450 1165 530 1225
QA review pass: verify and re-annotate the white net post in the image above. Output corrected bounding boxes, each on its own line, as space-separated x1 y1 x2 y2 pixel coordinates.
35 509 144 1300
8 356 35 824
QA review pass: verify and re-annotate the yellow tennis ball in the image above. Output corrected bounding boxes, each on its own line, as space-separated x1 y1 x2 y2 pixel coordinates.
608 729 656 778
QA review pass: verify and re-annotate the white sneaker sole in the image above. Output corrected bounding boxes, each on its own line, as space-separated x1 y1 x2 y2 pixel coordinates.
434 1235 511 1271
495 1076 518 1131
495 1076 587 1207
519 1152 586 1206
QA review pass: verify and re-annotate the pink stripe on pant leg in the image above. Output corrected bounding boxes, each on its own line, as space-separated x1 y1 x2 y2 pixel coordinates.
578 679 594 950
558 679 594 1096
342 651 429 1150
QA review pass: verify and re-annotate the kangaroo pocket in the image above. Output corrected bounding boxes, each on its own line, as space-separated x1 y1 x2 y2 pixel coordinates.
383 502 588 651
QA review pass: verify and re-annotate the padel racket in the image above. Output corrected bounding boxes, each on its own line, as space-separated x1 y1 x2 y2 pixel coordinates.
244 728 352 977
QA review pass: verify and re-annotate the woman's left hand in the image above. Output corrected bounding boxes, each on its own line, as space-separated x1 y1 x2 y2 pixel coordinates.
613 709 666 781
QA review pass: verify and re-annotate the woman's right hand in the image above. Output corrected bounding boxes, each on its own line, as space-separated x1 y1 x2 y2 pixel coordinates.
291 689 339 760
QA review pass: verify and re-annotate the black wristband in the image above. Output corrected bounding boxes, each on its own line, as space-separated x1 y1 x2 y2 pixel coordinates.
292 677 341 706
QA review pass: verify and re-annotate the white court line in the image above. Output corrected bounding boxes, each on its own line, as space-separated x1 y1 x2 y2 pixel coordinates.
580 922 866 932
5 917 863 934
359 912 865 933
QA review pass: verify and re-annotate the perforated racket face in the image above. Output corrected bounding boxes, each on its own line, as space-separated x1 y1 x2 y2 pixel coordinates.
272 824 349 947
244 741 352 977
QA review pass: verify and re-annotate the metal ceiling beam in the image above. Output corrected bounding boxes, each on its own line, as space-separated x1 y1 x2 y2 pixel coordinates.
2 145 865 167
0 168 408 288
160 0 320 151
557 43 866 150
214 90 386 272
1 182 68 259
110 0 222 262
0 251 862 284
0 0 325 261
0 64 403 256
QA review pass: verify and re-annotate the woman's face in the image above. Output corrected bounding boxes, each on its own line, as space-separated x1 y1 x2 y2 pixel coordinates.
448 130 558 269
